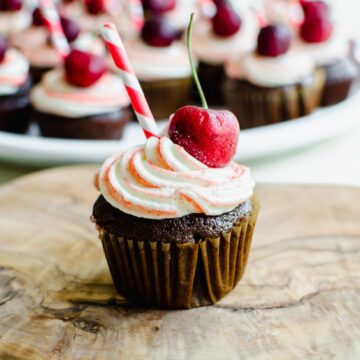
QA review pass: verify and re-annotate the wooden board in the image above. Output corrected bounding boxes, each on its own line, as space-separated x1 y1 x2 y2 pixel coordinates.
0 165 359 360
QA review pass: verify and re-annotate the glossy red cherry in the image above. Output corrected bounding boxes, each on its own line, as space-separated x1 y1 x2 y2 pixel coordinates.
0 0 22 11
257 24 291 57
212 5 241 37
84 0 106 15
300 0 329 21
65 49 106 87
0 37 9 63
141 17 178 47
169 106 240 168
32 8 45 26
142 0 176 14
300 16 333 43
60 16 80 43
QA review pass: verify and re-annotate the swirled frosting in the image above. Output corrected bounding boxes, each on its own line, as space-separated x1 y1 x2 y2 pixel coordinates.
0 10 31 36
31 69 130 117
191 10 259 65
226 51 315 87
98 136 254 219
295 32 350 67
118 40 192 81
0 48 29 95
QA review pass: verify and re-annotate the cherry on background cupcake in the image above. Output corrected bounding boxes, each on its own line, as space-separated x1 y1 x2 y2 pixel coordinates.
191 1 259 106
297 0 358 106
223 23 324 128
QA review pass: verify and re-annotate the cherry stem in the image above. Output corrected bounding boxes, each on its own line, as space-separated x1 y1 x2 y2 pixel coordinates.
187 13 208 109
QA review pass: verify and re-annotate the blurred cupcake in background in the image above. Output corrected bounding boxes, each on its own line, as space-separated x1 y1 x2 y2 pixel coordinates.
120 16 193 120
11 8 103 83
30 49 131 139
296 0 358 106
0 37 31 133
191 1 258 105
0 0 31 36
223 24 325 129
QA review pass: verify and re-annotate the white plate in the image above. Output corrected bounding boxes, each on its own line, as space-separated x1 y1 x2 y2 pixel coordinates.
1 92 360 166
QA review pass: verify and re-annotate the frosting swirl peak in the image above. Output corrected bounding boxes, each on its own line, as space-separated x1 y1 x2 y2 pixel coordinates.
98 136 254 219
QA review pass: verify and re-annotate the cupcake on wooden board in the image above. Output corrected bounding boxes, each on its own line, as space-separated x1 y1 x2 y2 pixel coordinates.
0 0 31 36
121 16 193 120
30 49 131 139
191 1 258 105
11 8 103 83
223 24 325 129
93 16 259 309
296 0 358 106
0 37 31 133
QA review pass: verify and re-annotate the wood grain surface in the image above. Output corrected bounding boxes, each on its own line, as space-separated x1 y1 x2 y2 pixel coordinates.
0 165 359 360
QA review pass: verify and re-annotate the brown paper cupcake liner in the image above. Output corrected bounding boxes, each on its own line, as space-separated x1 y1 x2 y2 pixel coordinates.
99 196 260 309
140 76 193 120
223 70 325 129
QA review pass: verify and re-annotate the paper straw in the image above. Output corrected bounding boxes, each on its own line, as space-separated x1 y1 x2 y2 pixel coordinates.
39 0 70 58
100 23 159 139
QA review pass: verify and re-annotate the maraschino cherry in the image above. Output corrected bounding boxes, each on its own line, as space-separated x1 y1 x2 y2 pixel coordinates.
65 49 106 87
300 1 333 43
0 0 22 11
85 0 106 15
32 8 45 26
142 0 176 14
0 37 9 63
141 17 178 47
60 16 80 43
212 4 241 37
300 0 329 21
169 14 239 168
257 24 291 57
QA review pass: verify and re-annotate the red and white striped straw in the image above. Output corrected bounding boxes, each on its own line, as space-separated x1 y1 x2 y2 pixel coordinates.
39 0 70 58
128 0 145 31
100 23 159 139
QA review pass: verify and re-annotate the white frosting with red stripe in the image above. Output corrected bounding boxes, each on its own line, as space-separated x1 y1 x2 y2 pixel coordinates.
122 40 192 81
226 51 315 86
98 136 254 219
30 69 130 117
0 9 31 36
0 49 29 95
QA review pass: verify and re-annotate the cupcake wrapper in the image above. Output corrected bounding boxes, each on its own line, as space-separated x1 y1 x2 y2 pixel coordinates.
223 70 325 129
140 77 193 120
100 197 260 309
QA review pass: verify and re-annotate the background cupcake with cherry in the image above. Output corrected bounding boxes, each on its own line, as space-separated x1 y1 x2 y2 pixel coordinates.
121 15 193 120
30 1 131 139
0 36 31 133
191 0 259 105
94 17 259 308
224 22 324 128
295 0 358 106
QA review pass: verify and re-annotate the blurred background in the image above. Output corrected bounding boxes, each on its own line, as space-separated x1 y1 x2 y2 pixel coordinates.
0 0 359 186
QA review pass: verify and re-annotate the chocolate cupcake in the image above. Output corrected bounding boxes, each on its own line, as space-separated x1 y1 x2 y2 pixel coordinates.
30 49 131 139
93 127 258 308
296 0 358 106
223 24 324 129
118 17 194 120
191 3 258 105
0 38 31 133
